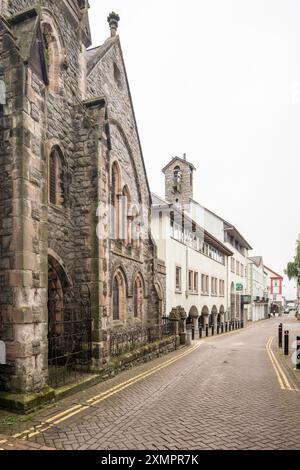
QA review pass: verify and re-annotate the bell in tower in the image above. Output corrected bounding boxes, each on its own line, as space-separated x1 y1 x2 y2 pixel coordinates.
162 154 196 208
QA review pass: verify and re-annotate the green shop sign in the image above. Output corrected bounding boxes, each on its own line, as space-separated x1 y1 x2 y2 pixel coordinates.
236 283 243 292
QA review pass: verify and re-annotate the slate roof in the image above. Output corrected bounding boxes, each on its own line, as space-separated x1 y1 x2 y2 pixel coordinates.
87 36 118 75
248 256 263 267
162 156 196 174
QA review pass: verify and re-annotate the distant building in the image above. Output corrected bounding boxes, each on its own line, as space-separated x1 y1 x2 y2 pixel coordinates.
152 194 233 335
246 257 269 321
199 209 252 323
152 155 252 328
264 266 284 314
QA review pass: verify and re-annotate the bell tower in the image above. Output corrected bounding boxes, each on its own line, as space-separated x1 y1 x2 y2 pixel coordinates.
162 154 196 207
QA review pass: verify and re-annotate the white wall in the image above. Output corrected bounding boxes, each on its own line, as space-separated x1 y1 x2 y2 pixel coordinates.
247 261 268 321
152 207 228 318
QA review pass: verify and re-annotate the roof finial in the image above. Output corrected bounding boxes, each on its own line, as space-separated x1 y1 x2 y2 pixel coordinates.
107 12 120 37
183 153 187 161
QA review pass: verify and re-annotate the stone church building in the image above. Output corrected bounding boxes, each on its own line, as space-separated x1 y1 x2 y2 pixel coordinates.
0 0 165 406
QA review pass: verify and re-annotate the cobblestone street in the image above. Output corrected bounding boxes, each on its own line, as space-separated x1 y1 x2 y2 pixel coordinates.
1 315 299 451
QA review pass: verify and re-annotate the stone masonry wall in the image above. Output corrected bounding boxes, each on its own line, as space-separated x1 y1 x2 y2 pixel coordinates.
0 1 166 396
87 39 164 328
165 159 194 207
0 1 96 394
0 19 24 392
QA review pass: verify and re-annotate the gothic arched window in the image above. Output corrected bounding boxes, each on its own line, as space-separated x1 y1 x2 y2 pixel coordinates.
112 270 126 321
131 206 142 251
121 185 131 245
49 147 65 206
111 161 121 240
42 22 62 93
174 166 181 179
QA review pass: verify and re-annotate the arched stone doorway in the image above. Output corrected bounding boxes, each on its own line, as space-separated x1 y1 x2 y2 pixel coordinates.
210 305 218 328
47 254 92 388
199 305 209 329
187 306 199 340
218 305 225 325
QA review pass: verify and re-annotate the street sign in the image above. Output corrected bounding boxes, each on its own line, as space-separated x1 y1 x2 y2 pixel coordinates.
236 283 243 292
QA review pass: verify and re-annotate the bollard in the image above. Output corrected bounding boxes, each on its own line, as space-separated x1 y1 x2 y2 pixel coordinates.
284 330 289 356
278 323 283 348
211 325 215 336
192 325 195 341
206 325 209 337
225 322 228 332
217 324 220 335
199 326 202 339
241 320 244 328
232 322 235 331
296 336 300 370
221 323 224 334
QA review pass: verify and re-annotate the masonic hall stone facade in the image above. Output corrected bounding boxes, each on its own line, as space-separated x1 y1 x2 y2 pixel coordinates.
0 0 165 400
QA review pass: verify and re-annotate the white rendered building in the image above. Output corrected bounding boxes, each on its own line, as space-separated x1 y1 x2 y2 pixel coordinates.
246 257 269 321
151 155 252 329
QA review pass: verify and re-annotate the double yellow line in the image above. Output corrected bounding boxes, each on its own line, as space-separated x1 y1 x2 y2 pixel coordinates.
266 336 296 391
13 342 202 440
13 327 247 441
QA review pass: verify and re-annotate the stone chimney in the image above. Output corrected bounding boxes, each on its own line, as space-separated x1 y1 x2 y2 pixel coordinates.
107 12 120 37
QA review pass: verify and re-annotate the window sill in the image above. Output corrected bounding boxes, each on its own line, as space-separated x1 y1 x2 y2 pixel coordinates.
110 320 124 328
49 203 67 214
132 317 142 323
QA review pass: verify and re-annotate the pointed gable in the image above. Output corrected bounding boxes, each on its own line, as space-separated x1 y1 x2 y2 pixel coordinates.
7 6 48 84
86 35 152 206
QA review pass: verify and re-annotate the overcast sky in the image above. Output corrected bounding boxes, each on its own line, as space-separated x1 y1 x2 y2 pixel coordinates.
89 0 300 299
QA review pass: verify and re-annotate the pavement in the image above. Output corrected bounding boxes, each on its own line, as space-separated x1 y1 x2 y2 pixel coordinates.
0 314 299 451
0 435 54 451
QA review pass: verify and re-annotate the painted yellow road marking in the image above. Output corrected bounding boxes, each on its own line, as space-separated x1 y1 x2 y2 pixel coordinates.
14 342 203 439
266 337 285 390
14 326 247 441
266 336 297 391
